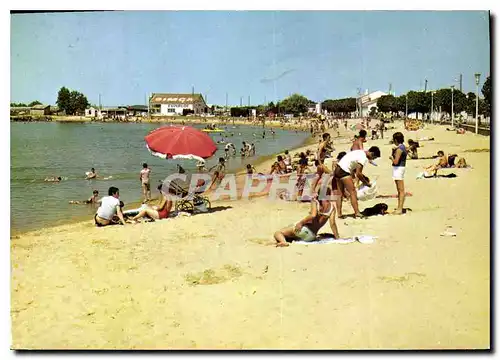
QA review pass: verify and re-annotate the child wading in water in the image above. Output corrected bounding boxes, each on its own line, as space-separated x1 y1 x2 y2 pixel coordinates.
389 132 407 215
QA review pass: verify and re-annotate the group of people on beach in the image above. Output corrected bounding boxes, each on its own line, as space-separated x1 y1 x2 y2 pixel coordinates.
273 126 410 247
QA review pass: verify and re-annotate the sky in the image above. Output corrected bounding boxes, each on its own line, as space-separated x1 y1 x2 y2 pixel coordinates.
10 11 490 106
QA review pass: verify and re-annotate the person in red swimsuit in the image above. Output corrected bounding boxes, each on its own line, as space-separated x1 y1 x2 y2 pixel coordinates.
131 184 171 222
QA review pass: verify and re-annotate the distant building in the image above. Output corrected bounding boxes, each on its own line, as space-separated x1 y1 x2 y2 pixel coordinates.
150 93 207 116
85 107 99 117
127 105 148 116
30 104 51 116
10 106 31 116
358 91 387 117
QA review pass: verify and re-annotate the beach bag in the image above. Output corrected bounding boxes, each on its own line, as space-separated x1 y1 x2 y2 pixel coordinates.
357 182 378 201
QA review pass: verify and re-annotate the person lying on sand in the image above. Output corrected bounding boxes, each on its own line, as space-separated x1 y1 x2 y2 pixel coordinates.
274 189 339 247
94 186 126 227
69 189 99 205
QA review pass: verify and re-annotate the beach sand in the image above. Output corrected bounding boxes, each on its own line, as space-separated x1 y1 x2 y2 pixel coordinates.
11 122 490 349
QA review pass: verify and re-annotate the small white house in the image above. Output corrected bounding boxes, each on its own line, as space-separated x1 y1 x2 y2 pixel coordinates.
150 93 207 116
359 90 387 117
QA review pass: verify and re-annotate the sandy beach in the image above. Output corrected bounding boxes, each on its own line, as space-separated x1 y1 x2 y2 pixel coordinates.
10 122 490 349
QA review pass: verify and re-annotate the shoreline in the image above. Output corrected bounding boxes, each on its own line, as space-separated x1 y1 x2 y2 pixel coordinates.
10 122 322 237
12 115 316 132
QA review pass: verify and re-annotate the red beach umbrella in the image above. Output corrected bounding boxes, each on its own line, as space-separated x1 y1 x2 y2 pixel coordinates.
144 125 217 162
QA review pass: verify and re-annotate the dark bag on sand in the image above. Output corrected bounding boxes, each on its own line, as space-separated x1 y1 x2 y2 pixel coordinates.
361 203 388 217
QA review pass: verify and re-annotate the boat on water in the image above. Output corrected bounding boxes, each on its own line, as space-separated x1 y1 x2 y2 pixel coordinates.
202 128 225 133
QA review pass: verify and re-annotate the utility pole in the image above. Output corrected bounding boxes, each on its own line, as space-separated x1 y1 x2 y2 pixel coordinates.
431 91 434 124
475 73 481 134
192 86 194 95
248 96 250 107
240 96 243 107
424 79 428 93
451 85 455 128
405 94 408 118
225 92 228 109
459 73 463 92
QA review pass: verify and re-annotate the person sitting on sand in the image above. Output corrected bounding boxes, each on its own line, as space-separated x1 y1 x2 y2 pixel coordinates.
351 130 367 151
273 188 340 247
44 176 62 183
94 186 126 227
86 168 97 180
69 189 99 205
130 184 170 223
332 146 381 219
425 150 449 176
407 139 420 159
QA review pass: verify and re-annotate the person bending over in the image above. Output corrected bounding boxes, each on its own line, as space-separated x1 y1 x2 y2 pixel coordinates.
274 189 339 247
332 146 381 218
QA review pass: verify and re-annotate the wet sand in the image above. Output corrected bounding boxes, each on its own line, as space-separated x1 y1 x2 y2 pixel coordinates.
11 121 490 349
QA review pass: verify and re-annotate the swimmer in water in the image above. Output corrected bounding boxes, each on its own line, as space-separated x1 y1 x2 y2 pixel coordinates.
86 168 97 180
44 176 62 183
69 190 100 205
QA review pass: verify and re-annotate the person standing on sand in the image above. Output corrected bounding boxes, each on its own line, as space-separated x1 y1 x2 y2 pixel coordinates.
317 133 332 164
389 132 407 215
140 163 152 203
94 186 126 227
332 146 381 219
351 130 367 151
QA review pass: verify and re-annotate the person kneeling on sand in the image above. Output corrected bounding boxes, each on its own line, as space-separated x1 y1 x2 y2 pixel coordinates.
274 189 339 247
94 186 127 227
332 146 381 219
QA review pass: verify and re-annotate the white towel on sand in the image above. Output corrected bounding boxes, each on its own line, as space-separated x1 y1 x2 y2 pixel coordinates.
294 235 377 245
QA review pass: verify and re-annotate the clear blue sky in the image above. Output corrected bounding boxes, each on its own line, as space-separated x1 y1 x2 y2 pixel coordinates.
10 11 490 106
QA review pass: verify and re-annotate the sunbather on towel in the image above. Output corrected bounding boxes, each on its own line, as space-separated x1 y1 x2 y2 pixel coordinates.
425 150 449 176
274 189 339 247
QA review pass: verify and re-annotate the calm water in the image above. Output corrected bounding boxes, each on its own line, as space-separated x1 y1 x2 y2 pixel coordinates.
10 122 309 233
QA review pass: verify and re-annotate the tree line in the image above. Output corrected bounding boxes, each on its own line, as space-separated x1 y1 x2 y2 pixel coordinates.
11 87 91 116
376 77 490 118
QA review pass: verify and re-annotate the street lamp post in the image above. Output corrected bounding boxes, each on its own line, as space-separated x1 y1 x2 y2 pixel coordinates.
451 85 455 128
405 94 408 118
475 73 481 134
431 91 434 124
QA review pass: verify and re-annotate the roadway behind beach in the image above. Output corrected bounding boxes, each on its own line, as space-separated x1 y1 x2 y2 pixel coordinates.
11 121 490 349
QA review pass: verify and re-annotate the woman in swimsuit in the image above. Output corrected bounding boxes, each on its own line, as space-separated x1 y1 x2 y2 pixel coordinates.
274 189 339 247
130 184 171 222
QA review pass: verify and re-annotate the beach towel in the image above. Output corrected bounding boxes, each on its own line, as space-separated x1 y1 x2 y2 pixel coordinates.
294 235 377 245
